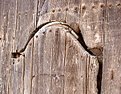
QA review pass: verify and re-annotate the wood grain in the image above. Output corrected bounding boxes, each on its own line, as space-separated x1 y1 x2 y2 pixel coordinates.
101 0 121 94
2 0 121 94
31 25 98 94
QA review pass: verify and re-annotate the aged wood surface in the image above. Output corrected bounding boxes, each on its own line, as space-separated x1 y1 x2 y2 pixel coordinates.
38 0 104 49
101 0 121 94
0 0 121 94
0 0 37 93
32 25 98 94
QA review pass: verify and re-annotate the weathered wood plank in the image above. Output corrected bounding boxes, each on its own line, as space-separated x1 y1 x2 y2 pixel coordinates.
32 30 46 94
14 0 36 51
0 0 39 94
53 0 68 22
37 0 104 49
1 0 118 94
31 24 99 94
32 25 66 94
80 0 104 48
0 2 3 93
66 0 80 24
24 41 33 94
101 0 121 94
11 0 38 94
10 56 25 94
64 30 98 94
49 26 65 94
0 0 17 94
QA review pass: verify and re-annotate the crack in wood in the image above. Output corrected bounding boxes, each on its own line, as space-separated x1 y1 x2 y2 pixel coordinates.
97 57 103 94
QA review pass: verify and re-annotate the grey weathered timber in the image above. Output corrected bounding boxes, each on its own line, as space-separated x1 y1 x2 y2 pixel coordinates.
64 29 98 94
81 0 105 49
0 0 17 93
101 0 121 94
0 0 121 94
0 0 37 93
32 25 98 94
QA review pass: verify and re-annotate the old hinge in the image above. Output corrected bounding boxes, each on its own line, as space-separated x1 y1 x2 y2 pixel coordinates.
11 21 96 58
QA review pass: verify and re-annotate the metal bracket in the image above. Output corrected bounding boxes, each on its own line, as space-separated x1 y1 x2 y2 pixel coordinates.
11 21 94 58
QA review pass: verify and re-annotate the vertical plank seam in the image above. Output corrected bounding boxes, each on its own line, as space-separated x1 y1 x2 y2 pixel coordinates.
101 0 108 94
22 56 25 94
30 39 34 94
35 0 39 27
63 31 68 94
14 0 18 52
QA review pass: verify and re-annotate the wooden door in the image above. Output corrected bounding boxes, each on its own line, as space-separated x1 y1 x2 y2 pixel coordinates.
0 0 121 94
10 23 98 94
